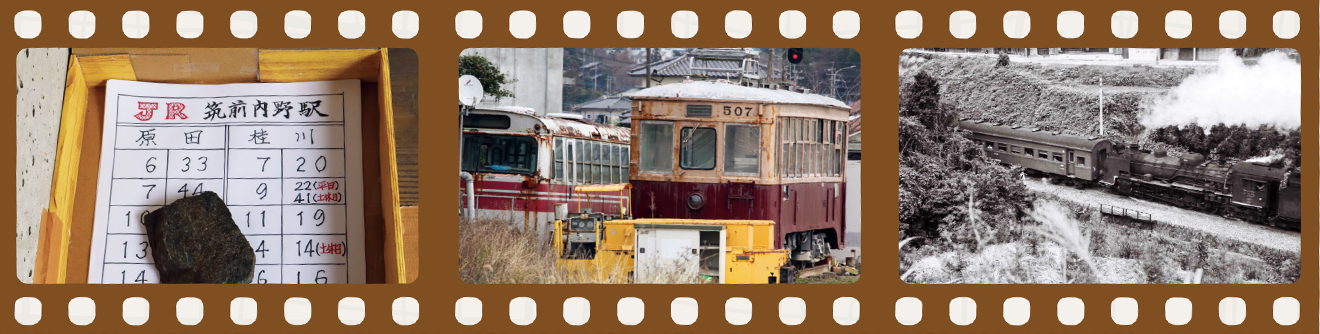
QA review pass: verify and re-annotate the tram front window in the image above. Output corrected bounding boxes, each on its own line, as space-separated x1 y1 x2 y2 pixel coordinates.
462 134 538 175
680 127 717 170
724 123 760 175
639 121 675 173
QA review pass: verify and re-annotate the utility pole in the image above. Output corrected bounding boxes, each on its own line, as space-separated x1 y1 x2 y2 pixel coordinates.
1099 77 1104 136
768 48 776 88
645 48 653 88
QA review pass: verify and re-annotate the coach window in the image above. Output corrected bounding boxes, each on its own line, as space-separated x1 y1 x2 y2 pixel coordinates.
680 127 717 170
461 134 538 175
1038 150 1049 160
1052 152 1064 163
1010 145 1021 154
639 121 675 174
985 141 994 149
1024 147 1035 157
1076 156 1087 167
725 123 761 175
997 143 1007 152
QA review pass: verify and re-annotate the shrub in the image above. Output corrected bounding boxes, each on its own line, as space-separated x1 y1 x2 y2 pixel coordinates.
997 53 1010 67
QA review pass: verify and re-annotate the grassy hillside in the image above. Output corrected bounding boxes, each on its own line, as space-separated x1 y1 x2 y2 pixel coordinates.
898 53 1199 144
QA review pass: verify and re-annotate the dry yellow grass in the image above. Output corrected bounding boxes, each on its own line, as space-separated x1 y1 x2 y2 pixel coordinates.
458 217 703 284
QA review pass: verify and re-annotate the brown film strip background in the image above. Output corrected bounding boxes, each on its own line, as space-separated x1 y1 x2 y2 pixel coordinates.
2 1 1316 333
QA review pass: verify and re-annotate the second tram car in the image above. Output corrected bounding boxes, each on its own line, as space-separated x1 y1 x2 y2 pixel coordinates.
628 81 852 265
460 106 632 241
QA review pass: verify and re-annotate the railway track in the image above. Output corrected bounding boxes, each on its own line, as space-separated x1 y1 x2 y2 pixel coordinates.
1024 177 1301 254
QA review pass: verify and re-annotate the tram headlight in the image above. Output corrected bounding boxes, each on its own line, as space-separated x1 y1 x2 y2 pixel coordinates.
687 193 705 210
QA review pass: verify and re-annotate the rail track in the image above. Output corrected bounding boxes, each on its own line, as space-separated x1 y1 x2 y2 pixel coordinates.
1025 177 1301 254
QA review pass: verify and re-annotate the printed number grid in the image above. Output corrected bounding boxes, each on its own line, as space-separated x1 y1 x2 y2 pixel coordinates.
101 93 350 284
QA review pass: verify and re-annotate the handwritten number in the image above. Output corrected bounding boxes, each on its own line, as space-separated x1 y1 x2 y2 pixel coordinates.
198 156 207 171
182 157 191 172
297 211 303 225
257 157 270 172
123 241 127 258
193 183 204 196
145 157 157 173
296 157 307 172
135 270 147 283
315 156 327 172
255 240 269 258
314 209 326 226
256 270 267 284
295 240 301 257
256 183 268 200
315 270 327 284
143 184 156 199
121 270 126 284
137 241 148 259
126 211 131 227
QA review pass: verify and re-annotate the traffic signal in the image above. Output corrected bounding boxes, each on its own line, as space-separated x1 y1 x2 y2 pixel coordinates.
786 48 804 64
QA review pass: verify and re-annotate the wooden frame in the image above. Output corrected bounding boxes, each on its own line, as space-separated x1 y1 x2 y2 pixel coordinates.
33 49 405 284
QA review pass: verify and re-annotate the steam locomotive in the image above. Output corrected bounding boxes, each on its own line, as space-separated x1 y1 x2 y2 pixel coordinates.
960 119 1301 230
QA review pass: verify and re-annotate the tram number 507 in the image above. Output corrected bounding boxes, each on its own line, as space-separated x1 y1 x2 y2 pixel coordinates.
723 105 753 117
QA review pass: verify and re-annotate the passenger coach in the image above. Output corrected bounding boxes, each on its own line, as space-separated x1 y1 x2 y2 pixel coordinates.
628 81 851 265
960 119 1113 186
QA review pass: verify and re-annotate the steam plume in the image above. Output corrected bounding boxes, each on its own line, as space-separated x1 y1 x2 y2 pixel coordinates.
1140 51 1301 131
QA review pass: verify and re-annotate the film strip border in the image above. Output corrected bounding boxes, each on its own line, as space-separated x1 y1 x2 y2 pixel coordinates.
3 3 1315 333
9 8 1306 40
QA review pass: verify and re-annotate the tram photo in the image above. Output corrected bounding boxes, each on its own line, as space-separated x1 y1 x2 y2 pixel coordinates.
458 47 863 284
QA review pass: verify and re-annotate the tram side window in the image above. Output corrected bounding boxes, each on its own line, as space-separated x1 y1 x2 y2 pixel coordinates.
825 120 834 177
1052 153 1064 162
1010 145 1021 154
680 127 717 170
554 139 564 181
461 134 538 175
1038 150 1049 159
997 143 1007 152
725 123 761 175
779 121 789 178
835 123 844 177
1024 147 1035 157
566 141 575 184
610 145 620 183
1076 156 1086 167
592 142 602 184
639 121 675 173
576 141 587 183
622 147 630 182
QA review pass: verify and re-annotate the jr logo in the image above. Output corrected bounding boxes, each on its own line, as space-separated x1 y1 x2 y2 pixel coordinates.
135 102 188 121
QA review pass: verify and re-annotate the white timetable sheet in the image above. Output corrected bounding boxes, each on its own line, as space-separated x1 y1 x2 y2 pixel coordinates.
88 79 367 284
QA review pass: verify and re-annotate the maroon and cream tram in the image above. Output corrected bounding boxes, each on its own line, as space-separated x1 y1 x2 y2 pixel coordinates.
460 106 632 241
628 81 851 264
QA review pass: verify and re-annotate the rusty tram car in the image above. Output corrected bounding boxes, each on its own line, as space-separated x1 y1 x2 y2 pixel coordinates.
460 106 633 241
628 81 852 265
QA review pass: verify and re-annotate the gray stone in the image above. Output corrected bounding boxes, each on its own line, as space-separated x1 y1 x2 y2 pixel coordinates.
143 192 254 284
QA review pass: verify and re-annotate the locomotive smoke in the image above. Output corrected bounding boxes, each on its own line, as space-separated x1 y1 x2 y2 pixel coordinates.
1140 51 1301 132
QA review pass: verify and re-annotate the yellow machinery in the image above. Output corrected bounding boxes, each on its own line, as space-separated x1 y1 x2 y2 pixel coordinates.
553 185 790 284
